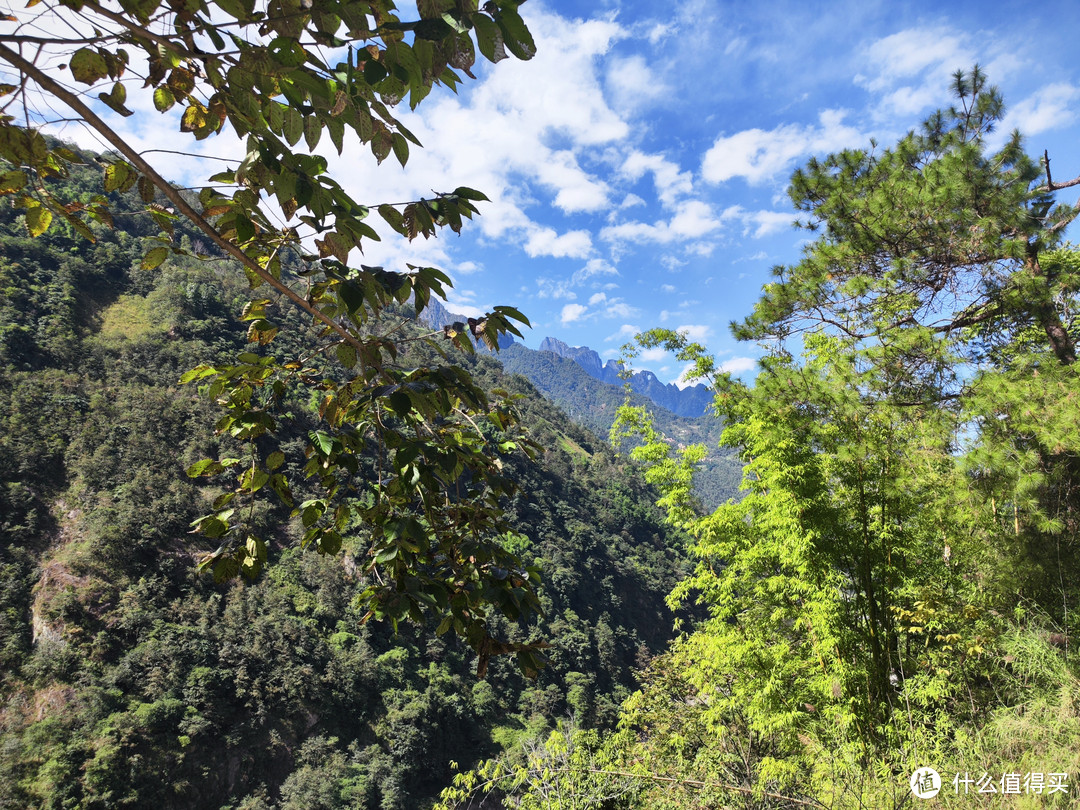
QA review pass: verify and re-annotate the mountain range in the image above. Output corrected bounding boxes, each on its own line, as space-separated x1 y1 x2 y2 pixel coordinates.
536 336 713 419
418 301 741 508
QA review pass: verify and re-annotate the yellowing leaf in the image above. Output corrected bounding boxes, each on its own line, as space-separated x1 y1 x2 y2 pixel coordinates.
103 161 135 192
153 86 175 112
0 169 27 194
141 245 168 269
25 204 52 237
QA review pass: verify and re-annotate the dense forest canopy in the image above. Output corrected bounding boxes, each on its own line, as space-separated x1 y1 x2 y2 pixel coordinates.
0 140 694 807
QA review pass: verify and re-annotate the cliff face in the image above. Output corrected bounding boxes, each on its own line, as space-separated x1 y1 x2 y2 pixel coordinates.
537 337 712 419
538 337 606 379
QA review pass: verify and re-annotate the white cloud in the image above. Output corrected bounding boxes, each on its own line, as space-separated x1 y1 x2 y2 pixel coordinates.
454 260 482 275
721 206 793 238
676 324 712 342
606 54 670 113
621 150 694 206
604 299 637 319
702 109 864 185
852 27 1002 120
720 356 757 374
646 22 673 44
573 258 620 285
670 200 723 237
673 363 702 389
523 227 593 258
660 284 677 293
589 292 608 306
537 278 578 300
605 323 641 342
856 28 972 94
1000 83 1080 137
561 303 588 324
311 7 632 265
600 199 723 245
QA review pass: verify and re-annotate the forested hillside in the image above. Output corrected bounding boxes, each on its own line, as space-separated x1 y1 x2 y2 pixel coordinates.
0 148 691 809
497 343 741 509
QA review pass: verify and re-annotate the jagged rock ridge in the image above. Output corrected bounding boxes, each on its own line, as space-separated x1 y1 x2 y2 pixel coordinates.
537 337 712 419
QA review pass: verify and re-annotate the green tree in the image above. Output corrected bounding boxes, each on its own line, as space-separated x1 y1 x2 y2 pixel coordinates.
0 0 545 670
739 67 1079 379
593 68 1080 805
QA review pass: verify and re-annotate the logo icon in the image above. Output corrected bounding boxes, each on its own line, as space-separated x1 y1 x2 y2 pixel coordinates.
910 767 942 799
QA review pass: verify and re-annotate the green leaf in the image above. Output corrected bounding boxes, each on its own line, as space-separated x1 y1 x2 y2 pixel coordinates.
213 0 252 20
234 214 255 243
495 5 536 60
371 128 393 164
153 86 175 112
266 451 285 470
137 175 156 203
198 516 229 538
246 318 279 344
249 469 270 492
69 48 109 84
187 459 225 477
378 203 405 235
336 280 365 313
269 473 294 507
267 100 284 133
310 432 334 455
472 14 506 64
326 115 345 153
268 37 306 68
336 342 357 369
283 104 304 146
141 245 168 270
98 82 133 116
453 186 489 202
303 114 322 150
392 132 409 167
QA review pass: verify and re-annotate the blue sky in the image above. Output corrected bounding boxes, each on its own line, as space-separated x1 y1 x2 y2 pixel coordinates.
346 0 1080 382
15 0 1080 384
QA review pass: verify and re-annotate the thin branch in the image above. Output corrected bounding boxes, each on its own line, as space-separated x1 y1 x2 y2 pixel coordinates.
0 41 365 353
78 1 197 60
140 148 238 163
1047 208 1080 235
1035 152 1080 194
0 33 104 45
